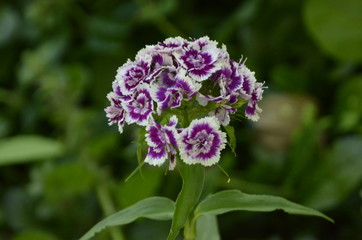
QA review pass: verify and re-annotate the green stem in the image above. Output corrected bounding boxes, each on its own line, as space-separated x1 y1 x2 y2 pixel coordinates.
184 214 197 240
96 178 125 240
167 161 205 240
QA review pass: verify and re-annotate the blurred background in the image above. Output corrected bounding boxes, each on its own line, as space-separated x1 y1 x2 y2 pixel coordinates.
0 0 361 239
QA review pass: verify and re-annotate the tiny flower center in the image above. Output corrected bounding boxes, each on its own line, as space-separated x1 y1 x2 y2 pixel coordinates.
191 54 205 68
188 129 214 157
133 93 151 115
188 52 207 68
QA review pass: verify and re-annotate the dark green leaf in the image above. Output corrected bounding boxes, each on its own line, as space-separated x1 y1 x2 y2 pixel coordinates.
79 197 175 240
195 190 333 222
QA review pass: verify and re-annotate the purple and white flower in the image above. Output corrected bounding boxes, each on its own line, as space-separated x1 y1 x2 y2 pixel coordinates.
105 92 127 133
178 116 227 166
117 59 150 95
157 69 178 88
245 82 265 121
145 116 179 170
210 61 242 95
177 36 222 82
151 87 182 114
195 61 243 124
123 84 154 126
151 69 201 114
239 64 256 98
154 36 187 53
225 61 243 94
238 65 266 121
174 72 202 99
209 105 237 126
196 61 242 102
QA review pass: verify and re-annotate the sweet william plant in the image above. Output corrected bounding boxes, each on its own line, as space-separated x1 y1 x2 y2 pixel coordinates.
80 36 332 240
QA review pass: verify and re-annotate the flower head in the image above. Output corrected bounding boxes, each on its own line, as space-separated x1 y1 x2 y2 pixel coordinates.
105 36 266 169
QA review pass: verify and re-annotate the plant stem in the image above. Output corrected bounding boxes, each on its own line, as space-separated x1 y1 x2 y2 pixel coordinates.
167 161 205 240
166 105 205 240
184 214 197 240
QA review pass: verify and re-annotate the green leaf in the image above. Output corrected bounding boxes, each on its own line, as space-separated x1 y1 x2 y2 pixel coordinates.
196 215 220 240
167 162 205 240
79 197 175 240
304 0 362 62
224 125 236 155
195 190 333 222
0 135 63 166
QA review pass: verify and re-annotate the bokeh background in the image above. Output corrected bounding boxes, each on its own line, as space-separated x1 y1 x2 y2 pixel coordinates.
1 0 361 239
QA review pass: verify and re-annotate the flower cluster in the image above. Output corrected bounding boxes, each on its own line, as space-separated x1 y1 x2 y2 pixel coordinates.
105 36 266 169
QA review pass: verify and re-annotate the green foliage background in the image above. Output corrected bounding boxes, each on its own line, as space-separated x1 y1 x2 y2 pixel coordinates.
0 0 361 239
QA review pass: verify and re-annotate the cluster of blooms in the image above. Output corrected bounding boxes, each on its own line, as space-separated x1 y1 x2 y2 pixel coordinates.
105 36 265 169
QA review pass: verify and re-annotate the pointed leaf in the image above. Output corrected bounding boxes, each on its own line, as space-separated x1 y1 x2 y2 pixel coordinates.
195 190 333 222
79 197 175 240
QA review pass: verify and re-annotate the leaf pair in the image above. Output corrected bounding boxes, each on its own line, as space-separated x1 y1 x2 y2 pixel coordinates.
79 190 332 240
